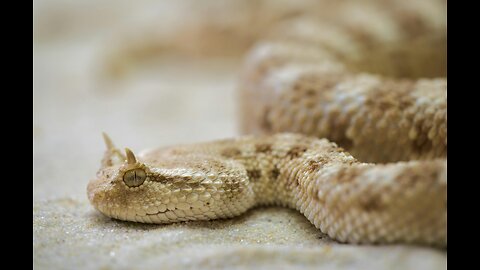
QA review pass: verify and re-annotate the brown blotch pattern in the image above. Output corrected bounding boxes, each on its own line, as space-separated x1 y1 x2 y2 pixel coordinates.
306 160 323 173
286 145 308 159
333 166 363 183
411 138 434 156
223 181 241 197
220 147 242 158
366 80 414 109
269 166 280 180
305 89 316 96
255 143 272 153
247 169 262 181
297 74 343 95
359 194 384 212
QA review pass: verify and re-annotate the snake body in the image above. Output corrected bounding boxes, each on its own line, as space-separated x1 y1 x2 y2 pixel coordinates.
88 133 445 247
238 6 446 163
89 0 446 247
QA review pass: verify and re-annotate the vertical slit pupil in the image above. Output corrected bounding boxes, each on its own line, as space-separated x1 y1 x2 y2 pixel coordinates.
124 169 145 187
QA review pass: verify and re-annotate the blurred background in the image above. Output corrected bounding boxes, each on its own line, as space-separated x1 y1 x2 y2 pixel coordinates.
34 1 446 269
34 0 445 199
34 0 248 199
34 0 349 199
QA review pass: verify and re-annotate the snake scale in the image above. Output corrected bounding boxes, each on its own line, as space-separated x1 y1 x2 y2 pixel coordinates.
88 0 446 247
88 133 446 247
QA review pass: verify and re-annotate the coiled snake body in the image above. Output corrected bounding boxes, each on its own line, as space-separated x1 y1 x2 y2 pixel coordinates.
88 133 445 247
89 0 446 247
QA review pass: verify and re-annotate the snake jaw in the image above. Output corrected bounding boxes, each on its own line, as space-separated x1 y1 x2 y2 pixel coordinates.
89 150 256 224
87 174 113 213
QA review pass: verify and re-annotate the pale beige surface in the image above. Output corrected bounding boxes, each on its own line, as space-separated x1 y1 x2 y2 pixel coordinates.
34 43 239 199
34 1 446 269
34 199 445 270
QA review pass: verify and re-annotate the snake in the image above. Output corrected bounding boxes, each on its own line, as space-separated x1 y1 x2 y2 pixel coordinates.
88 0 446 247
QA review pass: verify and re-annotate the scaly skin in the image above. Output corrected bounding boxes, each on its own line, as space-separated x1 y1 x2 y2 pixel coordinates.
89 0 446 247
88 133 446 247
238 13 446 163
239 53 446 163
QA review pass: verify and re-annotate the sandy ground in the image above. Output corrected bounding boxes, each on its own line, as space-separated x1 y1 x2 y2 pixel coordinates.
33 1 446 269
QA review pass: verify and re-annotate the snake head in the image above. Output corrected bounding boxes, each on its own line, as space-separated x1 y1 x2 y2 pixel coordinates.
88 134 156 221
87 134 250 224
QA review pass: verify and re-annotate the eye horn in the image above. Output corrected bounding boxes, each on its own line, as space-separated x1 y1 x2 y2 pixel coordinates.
123 168 147 187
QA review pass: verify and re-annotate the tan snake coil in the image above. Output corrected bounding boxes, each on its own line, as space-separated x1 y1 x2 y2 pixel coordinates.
88 0 446 247
88 133 445 247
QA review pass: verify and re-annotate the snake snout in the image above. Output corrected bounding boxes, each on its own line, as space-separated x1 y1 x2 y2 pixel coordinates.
87 177 110 207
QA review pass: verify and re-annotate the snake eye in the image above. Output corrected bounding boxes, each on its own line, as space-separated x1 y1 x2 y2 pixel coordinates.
123 168 146 187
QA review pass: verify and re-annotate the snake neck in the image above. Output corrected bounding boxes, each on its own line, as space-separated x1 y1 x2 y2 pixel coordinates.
230 135 360 208
243 147 446 246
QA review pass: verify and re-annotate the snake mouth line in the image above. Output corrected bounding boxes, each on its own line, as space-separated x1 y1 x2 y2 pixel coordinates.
96 204 172 220
145 209 169 216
